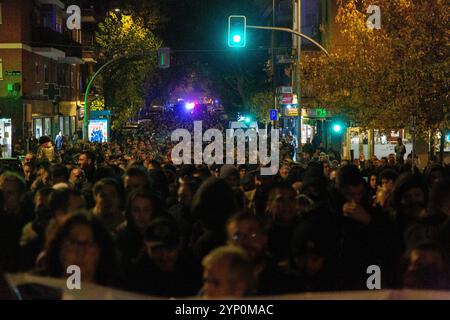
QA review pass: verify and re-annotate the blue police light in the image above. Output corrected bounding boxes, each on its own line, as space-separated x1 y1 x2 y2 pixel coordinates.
185 102 195 110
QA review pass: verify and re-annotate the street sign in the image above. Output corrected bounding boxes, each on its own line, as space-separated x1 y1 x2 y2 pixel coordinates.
269 109 278 121
301 108 329 118
5 71 21 76
285 108 299 117
276 55 293 64
277 86 293 94
315 108 327 118
279 93 293 104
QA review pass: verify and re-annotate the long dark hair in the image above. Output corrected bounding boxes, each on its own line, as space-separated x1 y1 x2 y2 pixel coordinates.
43 212 117 286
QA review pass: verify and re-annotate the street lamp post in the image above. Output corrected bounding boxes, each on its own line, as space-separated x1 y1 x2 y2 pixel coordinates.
82 52 156 141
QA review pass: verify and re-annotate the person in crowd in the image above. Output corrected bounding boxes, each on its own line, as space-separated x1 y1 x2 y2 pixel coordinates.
36 213 117 286
50 164 69 186
201 246 255 298
238 164 248 181
403 178 450 249
334 165 396 289
284 211 341 292
37 136 56 163
21 188 85 270
375 169 398 209
368 172 379 203
169 178 201 251
395 138 407 164
19 187 53 270
190 177 236 261
401 241 450 290
226 212 297 295
78 150 96 183
116 189 166 269
0 171 27 217
0 172 28 272
55 131 63 152
390 172 429 251
123 166 149 194
423 163 446 188
219 164 240 188
31 162 52 193
121 218 201 297
264 183 299 263
23 163 36 190
91 178 125 233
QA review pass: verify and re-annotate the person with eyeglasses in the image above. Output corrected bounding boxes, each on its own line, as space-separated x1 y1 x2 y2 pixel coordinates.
35 213 117 286
226 212 297 295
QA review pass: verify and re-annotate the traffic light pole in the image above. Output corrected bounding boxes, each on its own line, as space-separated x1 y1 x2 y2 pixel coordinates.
246 25 330 57
246 23 330 159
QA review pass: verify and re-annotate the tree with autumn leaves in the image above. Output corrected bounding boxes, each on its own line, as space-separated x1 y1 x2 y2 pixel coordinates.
95 12 161 127
300 0 449 149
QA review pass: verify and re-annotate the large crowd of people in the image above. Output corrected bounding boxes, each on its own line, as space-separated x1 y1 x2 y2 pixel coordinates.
1 112 450 298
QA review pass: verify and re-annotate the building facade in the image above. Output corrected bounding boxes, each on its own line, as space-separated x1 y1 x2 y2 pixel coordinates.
0 0 103 156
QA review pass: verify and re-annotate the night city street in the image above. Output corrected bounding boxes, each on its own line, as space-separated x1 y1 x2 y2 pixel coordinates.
0 0 449 311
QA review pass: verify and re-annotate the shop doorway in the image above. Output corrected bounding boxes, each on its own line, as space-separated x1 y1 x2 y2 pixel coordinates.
0 118 12 158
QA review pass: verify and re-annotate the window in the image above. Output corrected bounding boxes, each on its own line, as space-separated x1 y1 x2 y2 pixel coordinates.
44 64 49 82
35 62 39 82
64 116 70 135
35 119 43 139
0 58 3 80
44 118 52 137
70 71 74 88
59 117 64 134
0 3 3 25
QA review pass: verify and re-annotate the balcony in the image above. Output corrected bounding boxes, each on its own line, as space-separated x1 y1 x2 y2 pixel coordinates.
31 27 82 59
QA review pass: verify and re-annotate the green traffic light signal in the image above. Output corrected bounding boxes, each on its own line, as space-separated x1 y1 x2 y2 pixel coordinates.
228 15 246 48
244 116 251 124
331 120 345 134
333 124 342 133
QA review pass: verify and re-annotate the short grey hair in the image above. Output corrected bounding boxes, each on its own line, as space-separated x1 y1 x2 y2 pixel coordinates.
202 246 255 293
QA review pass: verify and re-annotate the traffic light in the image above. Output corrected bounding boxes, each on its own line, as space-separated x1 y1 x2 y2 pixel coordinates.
157 47 170 68
331 120 345 134
244 116 251 124
228 16 246 48
333 124 342 133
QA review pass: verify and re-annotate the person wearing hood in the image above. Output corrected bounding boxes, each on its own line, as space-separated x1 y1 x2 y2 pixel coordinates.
37 136 56 163
219 164 240 188
189 177 236 261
